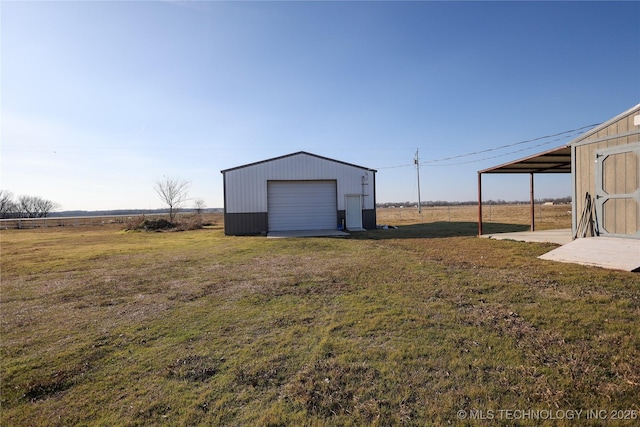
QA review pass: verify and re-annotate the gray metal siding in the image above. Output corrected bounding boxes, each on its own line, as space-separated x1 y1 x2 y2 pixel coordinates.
224 212 268 235
336 208 376 230
362 209 376 229
223 153 375 213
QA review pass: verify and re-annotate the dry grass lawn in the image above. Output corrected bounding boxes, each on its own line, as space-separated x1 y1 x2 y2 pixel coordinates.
1 208 639 426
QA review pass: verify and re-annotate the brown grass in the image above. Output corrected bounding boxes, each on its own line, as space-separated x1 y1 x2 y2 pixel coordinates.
378 203 572 229
1 207 638 426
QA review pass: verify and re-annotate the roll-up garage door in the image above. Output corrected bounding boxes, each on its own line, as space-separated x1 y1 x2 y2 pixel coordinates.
267 181 337 231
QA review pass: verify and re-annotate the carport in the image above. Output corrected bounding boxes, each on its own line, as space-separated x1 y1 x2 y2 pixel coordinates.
477 146 571 235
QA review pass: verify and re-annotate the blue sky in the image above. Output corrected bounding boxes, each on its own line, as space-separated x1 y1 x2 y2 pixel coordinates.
2 1 639 211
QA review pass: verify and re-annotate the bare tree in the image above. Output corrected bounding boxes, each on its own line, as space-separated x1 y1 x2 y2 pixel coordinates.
35 197 60 217
18 196 39 218
193 198 206 215
154 177 190 223
17 195 60 218
0 190 17 219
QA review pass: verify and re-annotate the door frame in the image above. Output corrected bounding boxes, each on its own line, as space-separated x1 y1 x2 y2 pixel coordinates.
345 194 363 230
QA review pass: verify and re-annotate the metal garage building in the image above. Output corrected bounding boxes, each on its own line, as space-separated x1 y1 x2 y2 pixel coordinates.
221 152 377 235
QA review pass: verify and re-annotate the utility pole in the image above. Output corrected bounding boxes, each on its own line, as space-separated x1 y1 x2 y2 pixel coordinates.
415 148 422 213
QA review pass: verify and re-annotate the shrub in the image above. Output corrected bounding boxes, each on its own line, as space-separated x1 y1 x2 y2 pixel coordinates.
124 215 146 231
124 215 203 232
125 216 175 231
175 215 203 231
140 218 175 230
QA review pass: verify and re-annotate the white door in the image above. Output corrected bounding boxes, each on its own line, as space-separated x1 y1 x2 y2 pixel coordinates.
267 181 337 231
345 194 363 230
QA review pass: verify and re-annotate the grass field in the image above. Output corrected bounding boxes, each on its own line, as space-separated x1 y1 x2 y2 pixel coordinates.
1 207 639 426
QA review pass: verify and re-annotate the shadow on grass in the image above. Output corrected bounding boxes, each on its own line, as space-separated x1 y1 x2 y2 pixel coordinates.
350 222 530 240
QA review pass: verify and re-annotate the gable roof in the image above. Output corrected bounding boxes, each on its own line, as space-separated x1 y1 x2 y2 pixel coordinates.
221 151 377 174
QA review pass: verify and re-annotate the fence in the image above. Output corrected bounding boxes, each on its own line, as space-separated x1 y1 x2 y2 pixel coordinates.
1 206 570 230
0 213 174 229
377 204 572 229
1 215 129 229
0 212 224 230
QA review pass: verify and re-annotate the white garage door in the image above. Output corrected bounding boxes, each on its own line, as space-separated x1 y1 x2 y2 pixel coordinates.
268 181 337 231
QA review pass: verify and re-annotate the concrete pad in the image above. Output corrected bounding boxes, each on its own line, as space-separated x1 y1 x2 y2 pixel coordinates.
539 237 640 272
480 229 572 245
267 229 350 238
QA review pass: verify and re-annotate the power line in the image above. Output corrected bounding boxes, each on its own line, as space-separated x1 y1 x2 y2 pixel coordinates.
376 123 599 170
426 129 587 167
421 123 598 165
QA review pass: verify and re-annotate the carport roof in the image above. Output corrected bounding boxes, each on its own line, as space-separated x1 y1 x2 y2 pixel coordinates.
478 145 571 174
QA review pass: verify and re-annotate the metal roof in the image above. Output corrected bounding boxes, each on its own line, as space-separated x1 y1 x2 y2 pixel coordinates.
221 151 377 174
478 145 571 174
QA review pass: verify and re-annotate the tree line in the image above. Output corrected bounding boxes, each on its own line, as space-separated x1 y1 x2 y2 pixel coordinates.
0 178 204 221
0 191 60 219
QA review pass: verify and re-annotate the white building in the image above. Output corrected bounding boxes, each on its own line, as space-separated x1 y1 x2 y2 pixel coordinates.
221 152 377 235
